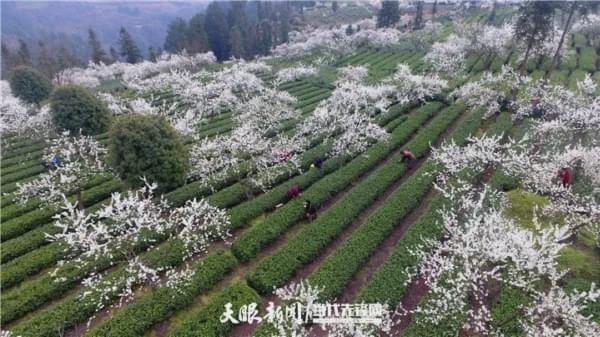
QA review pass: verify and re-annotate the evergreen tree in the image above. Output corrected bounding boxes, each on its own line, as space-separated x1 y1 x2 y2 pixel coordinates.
488 0 497 23
109 46 119 63
204 2 231 61
432 0 438 19
230 26 245 59
10 66 53 105
109 114 189 192
37 41 57 79
1 43 17 79
514 1 555 74
279 5 291 44
148 46 158 62
377 1 400 28
187 14 208 53
118 27 142 64
55 45 82 71
88 29 108 64
257 20 273 55
164 17 188 53
414 1 424 30
345 24 354 36
332 1 339 12
16 39 32 66
51 85 111 135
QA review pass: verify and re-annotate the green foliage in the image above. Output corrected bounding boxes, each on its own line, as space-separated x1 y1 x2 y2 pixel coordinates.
85 251 238 337
514 1 555 52
166 282 260 337
164 17 189 53
204 2 231 60
1 165 45 185
50 85 111 135
490 286 531 336
309 162 437 301
559 53 578 71
568 69 588 91
503 189 550 230
9 66 53 104
572 32 588 49
579 47 598 73
558 247 600 281
108 114 189 192
490 169 521 191
490 55 506 73
88 29 109 64
549 69 569 85
118 27 142 63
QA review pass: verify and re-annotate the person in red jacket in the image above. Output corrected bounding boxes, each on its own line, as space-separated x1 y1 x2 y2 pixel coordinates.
558 167 573 187
287 185 302 199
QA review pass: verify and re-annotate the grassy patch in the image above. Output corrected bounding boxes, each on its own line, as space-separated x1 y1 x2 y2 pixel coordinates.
557 246 600 282
504 189 551 230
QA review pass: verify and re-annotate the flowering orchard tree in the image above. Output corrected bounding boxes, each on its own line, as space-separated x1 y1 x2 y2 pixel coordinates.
56 51 217 88
336 65 369 84
386 64 448 103
409 185 599 336
572 13 600 35
297 80 393 158
424 34 470 74
514 74 600 142
522 282 600 337
16 131 109 208
451 66 527 117
122 62 277 137
432 134 600 245
274 65 318 86
0 80 52 137
48 180 167 261
188 88 302 191
270 18 405 59
49 179 230 312
425 22 514 75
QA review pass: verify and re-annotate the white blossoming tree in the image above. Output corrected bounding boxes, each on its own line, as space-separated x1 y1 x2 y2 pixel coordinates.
274 65 318 86
451 66 527 117
48 178 230 311
15 131 109 208
0 80 52 137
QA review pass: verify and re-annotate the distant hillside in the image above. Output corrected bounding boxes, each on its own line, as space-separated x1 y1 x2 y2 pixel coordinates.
1 1 208 59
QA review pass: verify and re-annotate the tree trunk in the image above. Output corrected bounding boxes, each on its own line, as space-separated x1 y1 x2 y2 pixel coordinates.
520 41 532 75
548 3 576 79
77 190 84 210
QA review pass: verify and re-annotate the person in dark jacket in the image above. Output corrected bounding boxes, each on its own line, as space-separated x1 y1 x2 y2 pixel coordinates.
304 199 317 222
400 149 417 169
312 156 324 169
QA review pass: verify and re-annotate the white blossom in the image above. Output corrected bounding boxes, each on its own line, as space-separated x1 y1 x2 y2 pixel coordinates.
15 131 109 206
275 66 318 85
